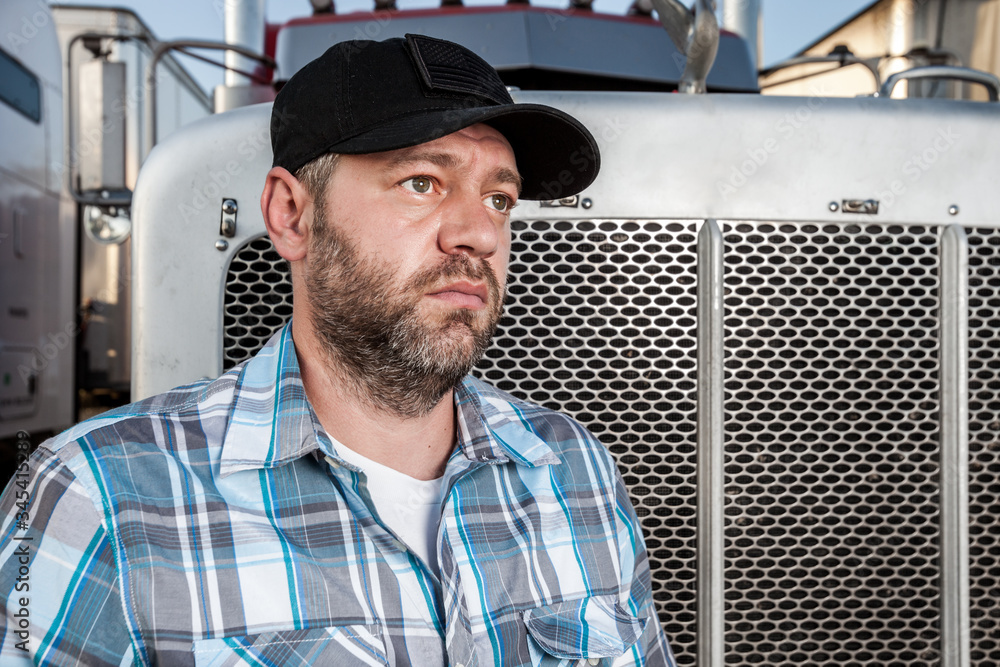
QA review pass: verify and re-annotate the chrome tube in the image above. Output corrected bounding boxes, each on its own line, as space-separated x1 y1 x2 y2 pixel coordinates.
938 223 970 667
722 0 760 72
224 0 266 87
697 219 725 667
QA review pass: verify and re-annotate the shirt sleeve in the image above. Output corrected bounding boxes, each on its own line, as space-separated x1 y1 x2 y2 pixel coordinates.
611 467 677 667
0 445 135 665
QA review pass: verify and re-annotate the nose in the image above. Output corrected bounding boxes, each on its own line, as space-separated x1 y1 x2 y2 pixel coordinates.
436 190 501 259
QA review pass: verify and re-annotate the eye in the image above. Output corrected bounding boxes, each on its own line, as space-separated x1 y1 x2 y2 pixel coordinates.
402 176 433 194
486 193 513 213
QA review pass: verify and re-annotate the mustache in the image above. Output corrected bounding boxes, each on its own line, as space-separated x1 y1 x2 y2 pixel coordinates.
406 253 498 295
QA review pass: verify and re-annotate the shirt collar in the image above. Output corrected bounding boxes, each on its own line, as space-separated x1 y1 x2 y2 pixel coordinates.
452 376 560 468
219 324 324 476
219 323 559 477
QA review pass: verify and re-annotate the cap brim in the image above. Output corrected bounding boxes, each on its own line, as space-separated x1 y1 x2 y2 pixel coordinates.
325 103 600 201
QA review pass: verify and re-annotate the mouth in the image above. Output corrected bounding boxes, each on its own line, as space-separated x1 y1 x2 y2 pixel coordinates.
426 281 489 309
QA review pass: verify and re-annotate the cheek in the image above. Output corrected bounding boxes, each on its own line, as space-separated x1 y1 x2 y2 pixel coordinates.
489 248 510 288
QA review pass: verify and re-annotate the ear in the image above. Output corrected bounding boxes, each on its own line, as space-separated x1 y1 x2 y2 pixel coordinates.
261 166 312 261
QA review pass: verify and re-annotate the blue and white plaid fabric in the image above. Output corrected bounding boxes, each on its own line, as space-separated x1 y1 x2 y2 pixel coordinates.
1 324 674 666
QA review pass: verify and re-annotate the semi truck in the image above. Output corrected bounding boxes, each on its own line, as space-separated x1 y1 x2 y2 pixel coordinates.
6 0 1000 664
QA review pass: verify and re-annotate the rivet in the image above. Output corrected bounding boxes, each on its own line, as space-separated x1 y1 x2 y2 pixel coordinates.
828 201 839 212
948 204 959 216
582 198 593 209
215 239 229 251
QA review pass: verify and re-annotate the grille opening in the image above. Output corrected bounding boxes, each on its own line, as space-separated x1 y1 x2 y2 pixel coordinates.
223 236 293 369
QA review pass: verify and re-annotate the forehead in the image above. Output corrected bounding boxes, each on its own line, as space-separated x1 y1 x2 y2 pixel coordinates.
381 123 516 167
331 123 521 195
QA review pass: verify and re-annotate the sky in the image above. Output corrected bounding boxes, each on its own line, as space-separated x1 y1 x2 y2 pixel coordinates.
55 0 875 93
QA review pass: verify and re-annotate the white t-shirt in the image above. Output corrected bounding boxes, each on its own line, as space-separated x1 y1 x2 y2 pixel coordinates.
327 444 446 572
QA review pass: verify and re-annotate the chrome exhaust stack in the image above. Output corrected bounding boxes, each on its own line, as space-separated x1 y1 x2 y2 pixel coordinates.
649 0 719 94
721 0 760 73
215 0 275 112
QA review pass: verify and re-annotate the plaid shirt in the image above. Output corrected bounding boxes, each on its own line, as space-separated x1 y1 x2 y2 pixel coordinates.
1 325 674 666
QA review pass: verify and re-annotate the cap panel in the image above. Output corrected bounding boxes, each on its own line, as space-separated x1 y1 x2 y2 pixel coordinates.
405 33 513 105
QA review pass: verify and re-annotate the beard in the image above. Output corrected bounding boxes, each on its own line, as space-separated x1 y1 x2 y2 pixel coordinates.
302 205 504 418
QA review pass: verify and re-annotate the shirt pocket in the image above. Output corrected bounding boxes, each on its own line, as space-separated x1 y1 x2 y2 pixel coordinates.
192 625 389 666
522 595 646 667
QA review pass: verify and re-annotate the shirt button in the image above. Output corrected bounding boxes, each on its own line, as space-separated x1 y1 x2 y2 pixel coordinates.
587 659 601 666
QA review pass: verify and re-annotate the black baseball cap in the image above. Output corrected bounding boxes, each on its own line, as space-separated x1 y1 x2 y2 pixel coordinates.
270 34 600 200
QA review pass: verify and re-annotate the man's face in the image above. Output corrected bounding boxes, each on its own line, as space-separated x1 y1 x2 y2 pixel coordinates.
302 124 519 417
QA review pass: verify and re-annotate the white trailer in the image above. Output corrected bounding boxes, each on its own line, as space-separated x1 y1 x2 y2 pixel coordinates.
0 1 210 445
0 0 75 441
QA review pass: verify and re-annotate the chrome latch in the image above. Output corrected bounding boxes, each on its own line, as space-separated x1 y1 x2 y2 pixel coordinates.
220 199 237 237
841 199 879 215
540 195 580 208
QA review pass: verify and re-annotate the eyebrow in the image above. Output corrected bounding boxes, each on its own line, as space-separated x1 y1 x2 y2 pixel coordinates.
387 150 523 196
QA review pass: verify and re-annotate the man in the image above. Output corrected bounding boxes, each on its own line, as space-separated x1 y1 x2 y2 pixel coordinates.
0 35 674 665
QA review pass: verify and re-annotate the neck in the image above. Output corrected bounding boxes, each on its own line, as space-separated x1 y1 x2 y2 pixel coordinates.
292 318 457 480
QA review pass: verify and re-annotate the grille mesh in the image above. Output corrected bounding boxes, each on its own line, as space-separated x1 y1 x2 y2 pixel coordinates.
223 236 293 369
967 227 1000 665
721 222 942 666
221 221 998 665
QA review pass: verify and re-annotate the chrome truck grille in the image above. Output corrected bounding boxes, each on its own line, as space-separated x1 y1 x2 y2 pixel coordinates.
222 220 1000 666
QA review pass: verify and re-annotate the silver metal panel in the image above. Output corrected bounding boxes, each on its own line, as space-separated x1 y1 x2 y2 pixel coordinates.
213 83 275 114
510 92 1000 228
216 219 706 662
274 9 756 91
132 103 272 398
1 0 63 93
